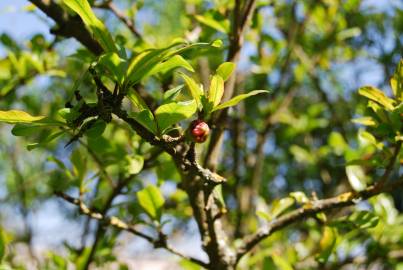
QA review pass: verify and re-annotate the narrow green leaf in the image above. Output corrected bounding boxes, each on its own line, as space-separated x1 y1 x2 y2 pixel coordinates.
194 14 229 33
331 211 379 230
352 117 377 126
179 73 204 110
390 59 403 101
0 228 5 261
212 90 269 112
98 52 126 85
216 62 235 81
155 100 197 133
126 49 162 84
12 124 42 136
63 0 117 53
126 89 149 111
163 84 184 102
137 185 165 221
0 110 45 123
358 86 395 111
27 131 64 151
148 55 194 77
208 75 224 108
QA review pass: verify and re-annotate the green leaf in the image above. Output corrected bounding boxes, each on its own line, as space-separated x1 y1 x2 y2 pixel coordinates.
211 39 223 48
216 62 235 81
130 110 157 134
137 185 165 221
126 89 149 111
125 155 144 175
208 75 224 109
179 73 204 110
194 14 229 33
331 211 379 230
0 228 5 261
316 226 338 264
390 59 403 101
289 192 309 204
11 124 41 136
163 84 184 102
269 197 295 219
148 55 194 77
63 0 117 53
0 110 45 123
86 119 106 138
358 86 395 111
155 100 197 133
98 52 126 85
352 116 377 126
345 165 368 192
212 90 269 112
126 48 167 85
328 131 348 155
27 131 64 151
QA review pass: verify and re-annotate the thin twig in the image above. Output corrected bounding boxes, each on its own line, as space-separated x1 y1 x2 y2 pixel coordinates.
55 192 209 268
235 146 402 262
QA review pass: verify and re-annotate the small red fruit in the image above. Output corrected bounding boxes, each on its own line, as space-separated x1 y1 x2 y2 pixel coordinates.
190 120 210 143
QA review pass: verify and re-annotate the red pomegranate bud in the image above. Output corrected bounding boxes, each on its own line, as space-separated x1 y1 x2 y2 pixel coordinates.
190 120 210 143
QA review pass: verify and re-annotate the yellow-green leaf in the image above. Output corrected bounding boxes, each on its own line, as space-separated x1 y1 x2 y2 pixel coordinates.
317 226 338 264
179 73 204 110
155 100 197 133
212 90 269 112
98 52 126 85
208 75 224 107
216 62 235 81
63 0 117 53
137 185 165 221
148 55 194 77
358 86 395 111
0 110 45 123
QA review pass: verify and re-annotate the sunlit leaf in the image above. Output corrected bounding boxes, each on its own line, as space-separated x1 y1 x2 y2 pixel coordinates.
148 55 194 76
216 62 235 81
98 52 127 85
0 110 45 123
346 165 367 192
316 226 338 264
125 155 144 175
137 185 165 221
155 100 197 133
194 14 229 33
358 86 395 111
212 90 269 112
63 0 117 53
163 84 184 103
208 75 224 108
179 73 204 110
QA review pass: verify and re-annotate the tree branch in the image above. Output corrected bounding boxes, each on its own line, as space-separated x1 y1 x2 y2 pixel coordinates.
235 144 402 262
96 1 143 40
55 192 209 268
29 0 103 55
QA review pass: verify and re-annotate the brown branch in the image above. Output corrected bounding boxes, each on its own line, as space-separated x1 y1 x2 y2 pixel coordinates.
29 0 103 55
97 1 143 40
55 192 209 268
204 0 257 171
